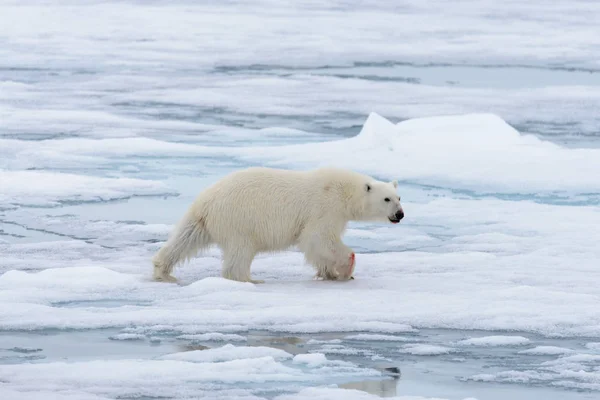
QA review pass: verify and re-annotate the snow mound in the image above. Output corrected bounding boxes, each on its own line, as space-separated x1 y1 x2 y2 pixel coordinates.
292 353 329 367
161 344 292 363
233 112 600 195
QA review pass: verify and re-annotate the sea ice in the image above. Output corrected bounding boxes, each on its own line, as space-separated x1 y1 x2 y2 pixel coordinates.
2 1 600 399
0 345 383 399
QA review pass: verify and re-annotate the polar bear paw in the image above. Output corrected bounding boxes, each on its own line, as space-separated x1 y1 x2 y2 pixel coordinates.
153 273 178 283
314 252 356 281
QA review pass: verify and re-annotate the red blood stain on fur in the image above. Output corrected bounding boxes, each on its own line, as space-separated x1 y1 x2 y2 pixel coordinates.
348 252 356 277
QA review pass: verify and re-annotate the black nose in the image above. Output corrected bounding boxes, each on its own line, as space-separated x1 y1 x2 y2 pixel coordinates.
395 210 404 220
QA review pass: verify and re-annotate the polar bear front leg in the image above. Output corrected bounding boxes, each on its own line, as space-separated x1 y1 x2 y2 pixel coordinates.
326 247 355 281
300 232 355 281
221 245 264 284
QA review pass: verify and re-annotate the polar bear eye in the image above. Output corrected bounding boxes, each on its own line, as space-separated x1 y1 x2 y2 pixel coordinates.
384 198 390 202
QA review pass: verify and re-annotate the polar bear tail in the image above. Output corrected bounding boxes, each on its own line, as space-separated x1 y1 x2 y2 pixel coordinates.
152 212 213 282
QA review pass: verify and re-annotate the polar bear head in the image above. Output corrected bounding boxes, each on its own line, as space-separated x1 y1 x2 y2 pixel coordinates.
362 179 404 224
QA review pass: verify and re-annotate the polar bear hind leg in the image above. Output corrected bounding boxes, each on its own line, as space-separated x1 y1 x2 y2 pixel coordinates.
152 214 213 283
221 242 264 284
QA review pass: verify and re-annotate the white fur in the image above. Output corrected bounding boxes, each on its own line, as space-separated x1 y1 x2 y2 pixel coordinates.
152 167 403 283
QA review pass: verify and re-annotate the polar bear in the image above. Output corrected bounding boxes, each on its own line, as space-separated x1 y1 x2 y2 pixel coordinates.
152 166 404 283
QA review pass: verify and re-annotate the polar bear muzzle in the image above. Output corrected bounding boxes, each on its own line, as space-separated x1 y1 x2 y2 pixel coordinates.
388 210 404 224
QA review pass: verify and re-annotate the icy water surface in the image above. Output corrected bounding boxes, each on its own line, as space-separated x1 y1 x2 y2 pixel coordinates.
2 326 600 400
1 1 600 400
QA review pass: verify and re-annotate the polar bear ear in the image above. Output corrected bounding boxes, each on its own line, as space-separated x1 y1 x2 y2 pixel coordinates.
365 183 371 192
391 180 398 188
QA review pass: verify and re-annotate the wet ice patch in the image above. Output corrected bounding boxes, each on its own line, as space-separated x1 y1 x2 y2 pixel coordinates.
1 346 45 363
345 334 415 342
2 210 172 247
0 170 174 208
7 346 42 353
586 343 600 351
311 344 379 358
466 352 600 391
456 336 531 347
307 339 343 345
108 333 145 341
518 346 576 356
176 333 247 342
276 387 450 400
0 388 109 400
399 344 455 356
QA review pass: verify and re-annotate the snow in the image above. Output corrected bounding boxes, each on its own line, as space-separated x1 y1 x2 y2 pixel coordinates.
456 336 532 347
2 190 600 337
0 258 598 337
